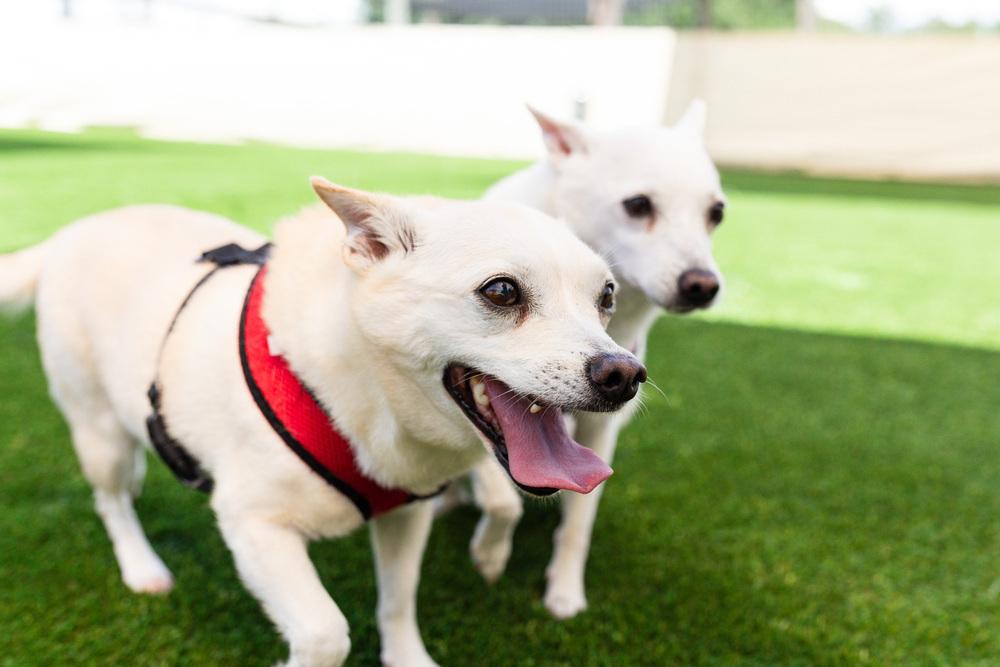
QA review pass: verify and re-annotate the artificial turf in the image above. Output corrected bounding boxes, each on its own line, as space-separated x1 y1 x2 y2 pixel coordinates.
0 128 998 665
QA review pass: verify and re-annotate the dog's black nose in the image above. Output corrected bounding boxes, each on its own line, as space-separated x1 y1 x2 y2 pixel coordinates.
588 353 647 405
677 269 720 306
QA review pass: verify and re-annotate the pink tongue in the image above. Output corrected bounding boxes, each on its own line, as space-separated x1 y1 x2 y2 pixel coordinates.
482 377 612 494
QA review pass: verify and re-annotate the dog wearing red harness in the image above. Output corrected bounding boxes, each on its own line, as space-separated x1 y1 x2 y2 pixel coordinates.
0 177 644 667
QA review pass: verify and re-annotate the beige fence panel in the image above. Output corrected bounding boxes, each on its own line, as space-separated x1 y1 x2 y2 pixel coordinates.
666 33 1000 183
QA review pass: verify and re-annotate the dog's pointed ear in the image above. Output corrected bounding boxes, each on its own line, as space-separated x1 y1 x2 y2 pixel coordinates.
674 98 707 141
528 106 588 165
310 176 417 274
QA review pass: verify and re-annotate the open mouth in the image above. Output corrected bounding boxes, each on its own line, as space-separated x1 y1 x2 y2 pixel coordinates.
444 364 612 497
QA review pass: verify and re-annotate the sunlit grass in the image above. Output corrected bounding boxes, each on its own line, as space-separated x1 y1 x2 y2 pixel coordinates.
707 189 1000 350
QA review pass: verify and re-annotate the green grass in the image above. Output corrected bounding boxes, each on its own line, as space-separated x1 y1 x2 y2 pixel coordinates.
1 128 999 665
0 128 515 251
707 186 1000 350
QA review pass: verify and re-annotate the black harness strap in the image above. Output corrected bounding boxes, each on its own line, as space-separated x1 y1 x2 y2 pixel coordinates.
145 242 272 493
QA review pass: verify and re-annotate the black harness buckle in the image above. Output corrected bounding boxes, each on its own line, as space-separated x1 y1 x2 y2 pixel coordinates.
198 243 273 268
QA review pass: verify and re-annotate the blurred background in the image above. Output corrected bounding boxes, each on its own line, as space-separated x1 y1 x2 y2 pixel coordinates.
2 0 999 181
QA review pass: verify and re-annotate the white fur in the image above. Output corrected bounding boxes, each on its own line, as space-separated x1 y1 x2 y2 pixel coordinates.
0 239 53 315
0 182 638 666
465 101 726 618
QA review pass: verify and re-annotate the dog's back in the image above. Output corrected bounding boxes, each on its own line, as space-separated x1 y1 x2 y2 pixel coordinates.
27 207 262 434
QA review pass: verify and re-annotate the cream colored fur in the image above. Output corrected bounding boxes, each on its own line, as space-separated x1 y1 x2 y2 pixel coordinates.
460 101 727 618
0 181 640 667
0 239 53 314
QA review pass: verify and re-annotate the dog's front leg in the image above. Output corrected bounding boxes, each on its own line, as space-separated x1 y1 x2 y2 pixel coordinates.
217 514 351 667
370 499 439 667
544 410 625 619
468 456 524 583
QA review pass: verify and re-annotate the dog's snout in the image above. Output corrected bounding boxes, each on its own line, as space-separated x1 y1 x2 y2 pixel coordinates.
677 269 720 306
587 353 647 405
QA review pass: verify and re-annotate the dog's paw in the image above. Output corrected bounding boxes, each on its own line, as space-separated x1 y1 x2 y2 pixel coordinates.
470 537 511 584
122 558 174 594
381 647 440 667
544 586 588 620
468 515 515 583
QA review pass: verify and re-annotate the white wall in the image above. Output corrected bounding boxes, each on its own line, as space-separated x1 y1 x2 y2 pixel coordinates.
0 0 370 26
0 20 675 159
2 14 997 183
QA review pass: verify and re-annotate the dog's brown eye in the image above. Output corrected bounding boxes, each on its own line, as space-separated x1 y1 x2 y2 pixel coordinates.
623 195 653 218
709 201 725 225
599 283 615 312
481 279 520 307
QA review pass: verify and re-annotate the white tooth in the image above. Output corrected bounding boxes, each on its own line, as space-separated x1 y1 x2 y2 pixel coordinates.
530 403 542 413
471 376 490 406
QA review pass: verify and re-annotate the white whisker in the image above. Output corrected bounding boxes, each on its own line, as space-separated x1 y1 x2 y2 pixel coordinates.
643 378 668 401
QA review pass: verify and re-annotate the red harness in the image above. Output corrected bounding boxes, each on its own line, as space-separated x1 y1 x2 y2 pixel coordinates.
147 243 423 520
239 266 415 520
